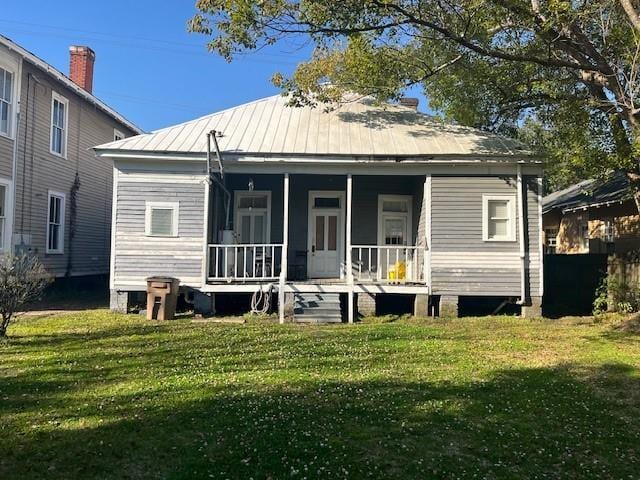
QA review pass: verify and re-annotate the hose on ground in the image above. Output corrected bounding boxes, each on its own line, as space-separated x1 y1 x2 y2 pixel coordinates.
250 283 273 315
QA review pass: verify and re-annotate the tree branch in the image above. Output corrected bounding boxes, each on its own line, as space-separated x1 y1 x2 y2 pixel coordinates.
620 0 640 33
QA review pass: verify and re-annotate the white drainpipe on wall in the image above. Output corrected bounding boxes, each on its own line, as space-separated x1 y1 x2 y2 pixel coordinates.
9 57 23 254
516 164 527 305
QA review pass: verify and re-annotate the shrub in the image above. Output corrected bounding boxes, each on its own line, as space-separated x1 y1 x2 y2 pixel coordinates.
0 254 53 337
593 276 640 316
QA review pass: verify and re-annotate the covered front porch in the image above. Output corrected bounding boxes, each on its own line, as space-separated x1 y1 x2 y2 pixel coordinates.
204 173 430 322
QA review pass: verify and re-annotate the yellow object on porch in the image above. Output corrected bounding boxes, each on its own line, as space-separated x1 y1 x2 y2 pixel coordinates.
388 261 406 280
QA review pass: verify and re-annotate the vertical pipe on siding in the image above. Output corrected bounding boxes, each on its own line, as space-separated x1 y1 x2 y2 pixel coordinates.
517 165 526 303
201 173 211 288
424 175 432 289
279 173 290 324
537 175 544 298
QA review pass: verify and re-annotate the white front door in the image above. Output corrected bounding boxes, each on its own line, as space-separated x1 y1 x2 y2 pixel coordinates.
308 191 344 278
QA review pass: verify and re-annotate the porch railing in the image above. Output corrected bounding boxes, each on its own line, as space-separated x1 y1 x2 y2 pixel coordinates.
208 244 283 281
351 245 427 284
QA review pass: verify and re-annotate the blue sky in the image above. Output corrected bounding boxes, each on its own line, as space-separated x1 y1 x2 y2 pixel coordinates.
2 0 426 132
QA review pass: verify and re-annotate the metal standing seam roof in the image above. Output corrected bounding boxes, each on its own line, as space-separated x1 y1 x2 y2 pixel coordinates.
94 94 535 158
0 34 143 135
543 170 632 214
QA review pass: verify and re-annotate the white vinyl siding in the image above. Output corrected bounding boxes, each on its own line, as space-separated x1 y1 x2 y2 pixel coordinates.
234 191 271 244
46 191 65 254
145 201 179 237
50 92 69 157
483 195 516 242
0 67 13 137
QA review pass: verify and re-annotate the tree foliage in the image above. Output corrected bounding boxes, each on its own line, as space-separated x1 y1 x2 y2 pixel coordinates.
190 0 640 192
0 254 52 337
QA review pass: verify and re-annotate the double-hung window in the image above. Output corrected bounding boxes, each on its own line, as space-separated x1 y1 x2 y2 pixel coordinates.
0 67 13 137
579 222 590 250
483 195 516 242
47 191 65 254
145 202 179 237
50 92 69 157
235 192 271 244
545 227 558 254
378 195 412 246
601 219 615 243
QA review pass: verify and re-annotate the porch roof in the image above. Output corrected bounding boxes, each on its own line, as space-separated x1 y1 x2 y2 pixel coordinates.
95 94 534 160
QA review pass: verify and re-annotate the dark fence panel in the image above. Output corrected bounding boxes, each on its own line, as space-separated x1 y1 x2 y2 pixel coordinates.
543 254 608 317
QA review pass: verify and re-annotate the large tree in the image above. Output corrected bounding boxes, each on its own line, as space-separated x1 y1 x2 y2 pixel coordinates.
189 0 640 195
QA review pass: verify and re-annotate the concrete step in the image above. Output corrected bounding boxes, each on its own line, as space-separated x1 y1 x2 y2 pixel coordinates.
295 315 343 324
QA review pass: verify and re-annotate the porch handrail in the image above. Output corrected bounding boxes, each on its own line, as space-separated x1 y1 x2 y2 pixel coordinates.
208 243 283 281
351 245 427 284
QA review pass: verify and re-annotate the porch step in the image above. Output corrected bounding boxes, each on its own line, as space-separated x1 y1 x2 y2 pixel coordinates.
293 293 343 324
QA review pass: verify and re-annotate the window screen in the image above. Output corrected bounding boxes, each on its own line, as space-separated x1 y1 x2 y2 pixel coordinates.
150 208 174 236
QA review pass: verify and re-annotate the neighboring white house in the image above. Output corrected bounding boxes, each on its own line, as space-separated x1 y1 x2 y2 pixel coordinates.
94 94 543 322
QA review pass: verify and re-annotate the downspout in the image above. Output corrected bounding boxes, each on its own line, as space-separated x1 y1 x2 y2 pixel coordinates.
516 164 527 305
206 131 231 230
9 57 23 254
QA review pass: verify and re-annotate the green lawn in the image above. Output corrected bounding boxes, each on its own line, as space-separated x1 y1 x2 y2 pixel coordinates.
1 312 639 479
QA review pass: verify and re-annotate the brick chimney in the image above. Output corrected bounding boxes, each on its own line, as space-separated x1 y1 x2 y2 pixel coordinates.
399 97 419 110
69 46 95 94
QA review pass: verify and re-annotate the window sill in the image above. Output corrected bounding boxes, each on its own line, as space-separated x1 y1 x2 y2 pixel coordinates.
46 250 64 255
145 234 179 238
483 238 517 243
49 149 67 159
0 130 14 141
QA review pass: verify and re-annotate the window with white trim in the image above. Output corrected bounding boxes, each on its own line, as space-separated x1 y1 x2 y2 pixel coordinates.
601 219 615 243
114 129 125 141
234 191 271 244
378 195 412 246
0 183 6 251
50 92 69 157
145 202 179 237
46 192 65 254
579 222 590 250
545 227 558 254
0 67 14 137
483 195 516 242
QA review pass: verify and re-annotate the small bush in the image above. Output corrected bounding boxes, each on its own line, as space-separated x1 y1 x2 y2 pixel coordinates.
0 254 53 337
593 276 640 316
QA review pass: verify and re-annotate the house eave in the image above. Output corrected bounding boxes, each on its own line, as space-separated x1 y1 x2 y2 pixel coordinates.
94 149 543 166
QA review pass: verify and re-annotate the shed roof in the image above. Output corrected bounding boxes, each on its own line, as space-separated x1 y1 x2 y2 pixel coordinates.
543 171 632 214
95 94 534 159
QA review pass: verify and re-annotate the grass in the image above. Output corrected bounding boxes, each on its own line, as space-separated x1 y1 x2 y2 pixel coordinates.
1 311 639 479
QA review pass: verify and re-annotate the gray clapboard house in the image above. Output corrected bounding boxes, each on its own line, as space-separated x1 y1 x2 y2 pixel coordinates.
95 94 543 321
0 35 140 277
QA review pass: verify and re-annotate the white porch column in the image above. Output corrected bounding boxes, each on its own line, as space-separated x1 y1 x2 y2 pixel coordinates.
279 173 290 324
346 174 354 323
